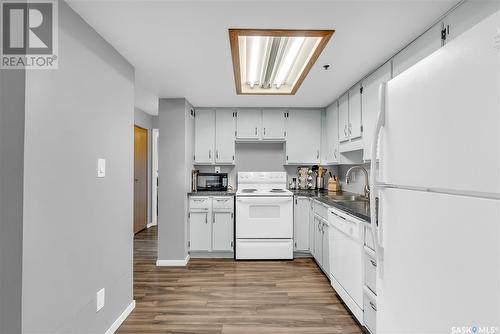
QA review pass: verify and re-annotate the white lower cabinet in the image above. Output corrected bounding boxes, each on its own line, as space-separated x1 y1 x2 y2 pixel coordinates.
189 196 234 255
293 197 310 251
212 210 234 251
363 287 377 334
189 210 211 251
311 199 330 274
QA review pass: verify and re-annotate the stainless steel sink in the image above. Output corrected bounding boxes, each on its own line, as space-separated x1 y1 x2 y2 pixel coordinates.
331 195 369 202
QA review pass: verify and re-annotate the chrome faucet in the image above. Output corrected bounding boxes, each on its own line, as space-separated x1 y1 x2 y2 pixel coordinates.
345 165 370 199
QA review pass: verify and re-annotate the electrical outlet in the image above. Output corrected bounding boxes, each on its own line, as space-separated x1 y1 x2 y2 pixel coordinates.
214 166 221 173
96 288 105 312
97 158 106 178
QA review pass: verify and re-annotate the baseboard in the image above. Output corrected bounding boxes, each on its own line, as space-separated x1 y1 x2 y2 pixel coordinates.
104 300 135 334
156 255 190 266
190 251 234 259
146 221 156 228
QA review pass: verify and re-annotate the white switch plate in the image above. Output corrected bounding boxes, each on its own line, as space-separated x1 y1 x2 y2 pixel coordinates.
214 166 221 173
97 158 106 178
96 288 105 312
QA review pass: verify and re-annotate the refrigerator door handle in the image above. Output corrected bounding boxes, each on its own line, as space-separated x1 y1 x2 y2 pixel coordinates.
370 82 387 274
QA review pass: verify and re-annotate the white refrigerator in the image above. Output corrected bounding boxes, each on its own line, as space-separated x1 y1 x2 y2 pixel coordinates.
370 10 500 334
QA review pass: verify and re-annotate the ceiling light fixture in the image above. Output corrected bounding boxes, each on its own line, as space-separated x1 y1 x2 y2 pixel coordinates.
229 29 334 95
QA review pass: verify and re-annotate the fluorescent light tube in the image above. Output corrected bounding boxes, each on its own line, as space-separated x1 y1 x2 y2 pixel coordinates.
274 36 305 88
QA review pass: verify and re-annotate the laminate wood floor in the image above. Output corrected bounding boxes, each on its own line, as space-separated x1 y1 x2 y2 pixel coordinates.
117 226 363 334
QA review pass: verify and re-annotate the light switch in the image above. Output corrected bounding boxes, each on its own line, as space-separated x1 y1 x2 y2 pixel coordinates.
97 158 106 178
96 288 105 312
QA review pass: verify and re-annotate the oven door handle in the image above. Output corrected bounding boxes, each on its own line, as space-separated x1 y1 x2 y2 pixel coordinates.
236 197 292 204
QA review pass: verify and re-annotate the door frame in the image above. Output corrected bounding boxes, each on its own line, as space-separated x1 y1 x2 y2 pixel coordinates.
151 128 159 227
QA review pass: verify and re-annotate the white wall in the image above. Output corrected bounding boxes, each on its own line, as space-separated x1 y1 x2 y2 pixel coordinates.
21 2 134 332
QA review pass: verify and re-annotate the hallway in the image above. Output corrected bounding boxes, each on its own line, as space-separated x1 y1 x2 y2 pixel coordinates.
117 227 363 333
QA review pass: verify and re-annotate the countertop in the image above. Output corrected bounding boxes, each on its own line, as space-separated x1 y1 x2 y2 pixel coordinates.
188 190 236 196
290 189 371 223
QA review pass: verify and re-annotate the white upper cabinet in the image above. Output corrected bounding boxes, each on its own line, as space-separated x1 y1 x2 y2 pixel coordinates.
215 109 235 164
348 84 362 140
262 109 286 140
286 109 321 164
362 62 392 161
338 94 349 142
236 108 261 140
393 24 442 77
325 102 340 164
194 108 215 164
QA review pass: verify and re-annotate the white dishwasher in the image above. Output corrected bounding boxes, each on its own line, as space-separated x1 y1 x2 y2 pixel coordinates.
328 208 365 323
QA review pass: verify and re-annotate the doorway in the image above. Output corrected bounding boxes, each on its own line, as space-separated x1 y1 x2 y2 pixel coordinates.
134 126 148 234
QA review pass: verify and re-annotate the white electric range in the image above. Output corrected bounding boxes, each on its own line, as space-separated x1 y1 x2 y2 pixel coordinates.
235 172 294 260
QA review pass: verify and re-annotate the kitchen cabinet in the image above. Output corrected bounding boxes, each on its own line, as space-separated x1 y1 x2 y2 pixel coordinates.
293 197 310 251
348 84 362 140
325 102 340 164
309 199 315 256
262 109 286 140
313 215 323 266
212 210 233 251
215 109 235 164
443 1 499 44
236 108 261 140
393 24 442 77
338 94 349 142
285 109 321 164
321 220 330 276
194 108 215 164
189 210 211 251
189 196 234 255
362 62 392 161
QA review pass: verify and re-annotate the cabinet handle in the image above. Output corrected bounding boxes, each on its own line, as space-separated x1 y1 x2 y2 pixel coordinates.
216 150 219 159
316 150 319 159
349 123 352 135
370 301 377 311
209 150 211 159
205 213 208 224
212 213 215 224
344 125 348 136
255 127 257 135
370 259 377 267
263 128 266 136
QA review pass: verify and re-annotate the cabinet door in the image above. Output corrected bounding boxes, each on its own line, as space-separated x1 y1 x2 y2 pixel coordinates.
393 24 442 77
321 220 330 275
293 197 310 251
212 210 233 251
286 109 321 164
309 200 315 256
338 94 349 142
362 62 391 161
314 215 323 266
194 109 215 164
189 211 211 251
236 108 261 140
215 109 235 164
262 109 286 140
349 85 362 139
325 102 339 163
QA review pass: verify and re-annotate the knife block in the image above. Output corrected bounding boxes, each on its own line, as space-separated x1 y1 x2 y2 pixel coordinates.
328 177 341 192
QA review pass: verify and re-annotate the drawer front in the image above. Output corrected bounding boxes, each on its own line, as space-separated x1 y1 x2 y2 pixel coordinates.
364 248 377 294
363 290 377 334
212 196 234 209
365 225 375 250
313 200 329 219
189 196 211 209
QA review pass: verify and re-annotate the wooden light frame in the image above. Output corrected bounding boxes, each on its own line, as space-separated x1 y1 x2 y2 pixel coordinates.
228 29 334 95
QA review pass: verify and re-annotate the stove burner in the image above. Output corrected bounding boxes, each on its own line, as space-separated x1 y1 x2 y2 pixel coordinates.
270 189 286 192
241 189 257 193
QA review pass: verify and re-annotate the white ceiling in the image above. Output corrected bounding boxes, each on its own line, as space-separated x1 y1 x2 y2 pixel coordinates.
67 0 458 115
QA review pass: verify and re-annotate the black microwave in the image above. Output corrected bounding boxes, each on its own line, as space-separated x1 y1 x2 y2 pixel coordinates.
197 173 228 191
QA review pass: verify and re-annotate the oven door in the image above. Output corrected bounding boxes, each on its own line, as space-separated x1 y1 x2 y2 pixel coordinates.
236 196 293 238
